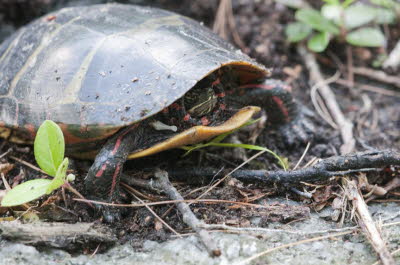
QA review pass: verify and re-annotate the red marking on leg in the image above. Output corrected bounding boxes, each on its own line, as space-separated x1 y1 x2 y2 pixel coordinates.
170 103 182 110
272 96 290 122
109 163 121 197
183 114 191 121
201 117 210 126
212 78 221 86
96 164 107 177
216 92 225 98
111 124 139 155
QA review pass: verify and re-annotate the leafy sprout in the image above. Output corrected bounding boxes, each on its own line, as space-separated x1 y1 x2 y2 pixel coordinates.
1 120 74 207
285 0 397 52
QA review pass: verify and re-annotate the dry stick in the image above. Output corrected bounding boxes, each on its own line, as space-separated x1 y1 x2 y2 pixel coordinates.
352 67 400 89
344 179 395 265
346 46 354 88
293 142 311 170
165 150 400 185
122 182 181 237
366 177 400 203
213 0 246 51
383 40 400 70
153 169 221 257
297 45 355 154
9 155 46 174
335 79 400 98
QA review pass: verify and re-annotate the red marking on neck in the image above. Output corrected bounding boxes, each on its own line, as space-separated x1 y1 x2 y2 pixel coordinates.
170 103 182 110
109 163 121 197
95 164 107 177
272 96 290 122
212 78 221 86
183 114 191 121
216 92 225 98
201 117 210 126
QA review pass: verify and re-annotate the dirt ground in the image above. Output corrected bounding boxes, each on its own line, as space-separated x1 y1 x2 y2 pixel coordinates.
0 0 399 264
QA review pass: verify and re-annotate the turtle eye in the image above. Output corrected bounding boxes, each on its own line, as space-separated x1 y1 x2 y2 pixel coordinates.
184 87 218 117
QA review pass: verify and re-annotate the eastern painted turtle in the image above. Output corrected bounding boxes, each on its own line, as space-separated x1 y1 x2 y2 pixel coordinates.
0 4 313 221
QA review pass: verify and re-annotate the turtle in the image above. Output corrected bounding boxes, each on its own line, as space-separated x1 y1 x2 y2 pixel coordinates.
0 3 313 222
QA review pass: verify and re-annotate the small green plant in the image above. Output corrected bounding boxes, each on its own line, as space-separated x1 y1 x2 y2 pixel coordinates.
181 119 289 170
1 120 75 207
285 0 399 52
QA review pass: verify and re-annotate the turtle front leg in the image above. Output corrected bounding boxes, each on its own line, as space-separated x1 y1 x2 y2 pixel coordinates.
85 123 143 222
229 79 315 144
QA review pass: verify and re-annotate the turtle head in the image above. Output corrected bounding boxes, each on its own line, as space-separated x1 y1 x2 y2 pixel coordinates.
183 86 218 117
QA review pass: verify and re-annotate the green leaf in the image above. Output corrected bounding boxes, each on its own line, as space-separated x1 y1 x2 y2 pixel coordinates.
321 4 343 25
308 32 330 52
346 27 385 47
342 0 356 8
295 8 339 34
46 158 69 194
285 22 312 42
374 8 396 24
371 0 399 8
34 120 65 177
344 4 376 29
1 179 52 206
322 0 340 5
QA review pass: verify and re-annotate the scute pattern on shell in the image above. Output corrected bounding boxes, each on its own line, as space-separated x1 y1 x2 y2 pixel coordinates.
0 3 266 143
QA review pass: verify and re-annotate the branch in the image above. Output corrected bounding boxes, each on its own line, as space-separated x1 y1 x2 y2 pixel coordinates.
153 169 221 257
297 44 355 154
159 150 399 185
344 179 395 265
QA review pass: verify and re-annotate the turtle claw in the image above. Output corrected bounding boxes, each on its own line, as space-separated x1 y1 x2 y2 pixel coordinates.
279 108 315 145
90 199 124 223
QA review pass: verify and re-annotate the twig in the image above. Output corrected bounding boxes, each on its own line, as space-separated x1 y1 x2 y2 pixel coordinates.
366 177 400 203
372 248 400 265
153 169 221 257
297 44 355 154
164 150 400 185
346 46 354 88
343 179 395 265
293 142 311 170
335 79 400 98
195 150 266 201
122 182 181 237
213 0 246 51
0 221 116 249
9 155 46 174
0 148 12 160
352 67 400 89
383 40 400 70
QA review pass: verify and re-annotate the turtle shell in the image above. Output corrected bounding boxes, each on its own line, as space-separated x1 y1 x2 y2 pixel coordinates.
0 3 269 145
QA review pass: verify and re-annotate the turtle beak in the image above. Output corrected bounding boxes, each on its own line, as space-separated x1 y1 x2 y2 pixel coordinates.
128 106 261 159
